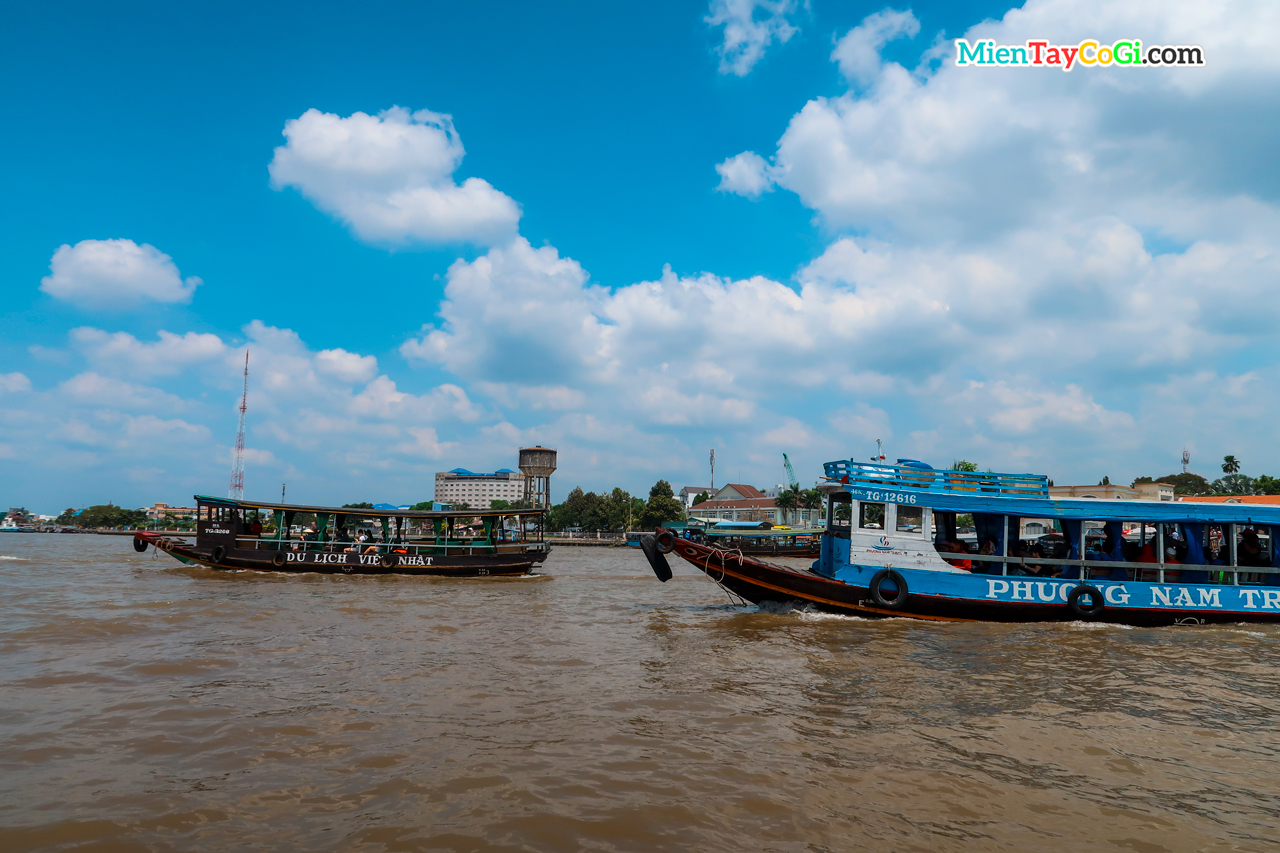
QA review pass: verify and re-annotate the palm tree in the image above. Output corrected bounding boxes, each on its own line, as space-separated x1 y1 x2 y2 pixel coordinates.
1222 455 1241 475
775 487 799 525
801 488 825 524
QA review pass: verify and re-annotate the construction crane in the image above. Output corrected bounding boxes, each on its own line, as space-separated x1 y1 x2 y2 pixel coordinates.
782 453 799 490
229 351 249 500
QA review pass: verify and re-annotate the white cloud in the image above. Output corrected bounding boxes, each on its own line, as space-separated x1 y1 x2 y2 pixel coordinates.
124 414 211 444
70 328 228 377
706 0 801 76
0 373 32 393
315 348 378 384
393 426 455 460
715 151 775 197
40 240 202 308
269 107 521 246
831 8 918 87
59 373 187 412
759 1 1280 241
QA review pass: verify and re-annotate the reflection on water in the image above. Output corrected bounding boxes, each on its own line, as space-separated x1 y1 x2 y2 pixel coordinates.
2 534 1280 851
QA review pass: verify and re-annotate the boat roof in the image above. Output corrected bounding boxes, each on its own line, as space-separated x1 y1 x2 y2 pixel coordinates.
822 460 1280 525
194 495 543 519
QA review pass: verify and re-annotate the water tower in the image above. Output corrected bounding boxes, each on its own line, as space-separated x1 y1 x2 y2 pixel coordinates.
518 446 557 508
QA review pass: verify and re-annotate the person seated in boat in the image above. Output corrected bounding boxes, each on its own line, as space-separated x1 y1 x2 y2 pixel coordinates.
935 539 971 571
1238 529 1269 567
1023 540 1050 576
362 530 381 554
972 538 1001 574
249 513 263 537
1157 546 1182 582
1005 540 1031 576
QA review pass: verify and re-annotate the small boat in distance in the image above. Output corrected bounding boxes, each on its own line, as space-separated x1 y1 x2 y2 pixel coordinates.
707 521 822 557
135 495 550 577
641 459 1280 626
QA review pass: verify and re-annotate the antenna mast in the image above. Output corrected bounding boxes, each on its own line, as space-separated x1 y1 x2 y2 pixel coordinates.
709 449 715 491
1182 449 1190 474
229 351 249 500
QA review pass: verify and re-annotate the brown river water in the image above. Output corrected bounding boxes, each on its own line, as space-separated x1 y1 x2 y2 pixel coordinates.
3 534 1280 852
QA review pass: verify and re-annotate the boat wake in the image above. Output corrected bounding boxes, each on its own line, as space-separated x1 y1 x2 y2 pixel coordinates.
0 555 27 561
756 600 873 621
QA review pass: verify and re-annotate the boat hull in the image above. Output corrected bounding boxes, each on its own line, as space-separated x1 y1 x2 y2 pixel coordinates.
140 534 549 577
666 538 1280 626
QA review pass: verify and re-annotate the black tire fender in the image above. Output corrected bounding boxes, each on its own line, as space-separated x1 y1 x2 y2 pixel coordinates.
380 555 395 569
133 537 148 553
869 569 909 610
210 545 226 564
271 552 286 567
640 534 673 582
656 530 677 554
1068 584 1105 619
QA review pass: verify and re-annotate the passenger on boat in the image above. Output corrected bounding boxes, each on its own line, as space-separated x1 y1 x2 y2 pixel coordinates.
1005 540 1030 576
1023 541 1049 576
337 528 356 553
935 539 971 571
1239 529 1268 567
249 513 263 537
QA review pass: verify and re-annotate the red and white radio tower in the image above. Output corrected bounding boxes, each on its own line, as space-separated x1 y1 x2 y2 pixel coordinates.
229 351 249 500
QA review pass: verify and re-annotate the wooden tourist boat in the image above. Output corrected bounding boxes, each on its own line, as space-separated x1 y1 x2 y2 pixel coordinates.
641 460 1280 626
134 496 549 576
706 521 822 557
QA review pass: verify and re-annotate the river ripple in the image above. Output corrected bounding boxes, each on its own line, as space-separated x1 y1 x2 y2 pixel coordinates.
2 534 1280 851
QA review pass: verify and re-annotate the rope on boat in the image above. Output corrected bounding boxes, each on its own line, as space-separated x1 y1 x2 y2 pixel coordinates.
700 544 748 607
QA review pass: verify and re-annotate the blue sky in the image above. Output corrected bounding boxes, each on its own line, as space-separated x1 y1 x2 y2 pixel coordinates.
2 0 1278 512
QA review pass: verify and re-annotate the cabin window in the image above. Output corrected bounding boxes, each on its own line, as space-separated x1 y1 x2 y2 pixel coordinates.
859 502 885 530
896 505 923 535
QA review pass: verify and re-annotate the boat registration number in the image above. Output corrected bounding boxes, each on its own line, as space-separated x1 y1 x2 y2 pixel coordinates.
851 488 918 505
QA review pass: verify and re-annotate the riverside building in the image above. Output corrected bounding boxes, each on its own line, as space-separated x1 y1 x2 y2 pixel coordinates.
433 468 527 509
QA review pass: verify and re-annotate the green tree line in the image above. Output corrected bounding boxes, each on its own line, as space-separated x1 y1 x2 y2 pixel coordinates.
55 504 148 528
543 480 684 531
1129 455 1276 496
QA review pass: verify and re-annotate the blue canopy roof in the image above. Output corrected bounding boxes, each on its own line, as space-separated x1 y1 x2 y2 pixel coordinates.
824 459 1280 525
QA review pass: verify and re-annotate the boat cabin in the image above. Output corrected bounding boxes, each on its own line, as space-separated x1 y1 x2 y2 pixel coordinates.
818 460 1280 587
194 495 545 559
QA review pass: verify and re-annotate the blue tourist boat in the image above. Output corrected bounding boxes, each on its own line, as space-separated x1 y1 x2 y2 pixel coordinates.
641 459 1280 626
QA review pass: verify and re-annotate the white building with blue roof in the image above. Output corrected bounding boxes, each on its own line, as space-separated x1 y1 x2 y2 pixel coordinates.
433 468 527 508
